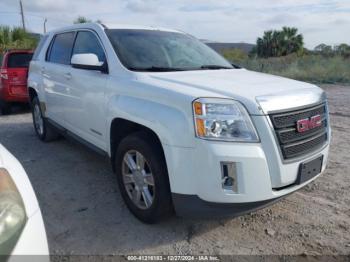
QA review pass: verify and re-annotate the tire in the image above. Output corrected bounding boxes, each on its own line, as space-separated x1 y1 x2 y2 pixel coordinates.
31 96 60 142
115 131 173 223
0 101 11 115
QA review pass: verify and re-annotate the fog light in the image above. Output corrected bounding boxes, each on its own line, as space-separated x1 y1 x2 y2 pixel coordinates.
221 162 238 192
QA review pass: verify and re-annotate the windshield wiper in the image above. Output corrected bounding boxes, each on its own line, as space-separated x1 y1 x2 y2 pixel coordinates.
128 66 186 72
199 65 233 70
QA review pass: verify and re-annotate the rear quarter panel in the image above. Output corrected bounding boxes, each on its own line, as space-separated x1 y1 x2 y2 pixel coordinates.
28 60 46 104
28 34 53 106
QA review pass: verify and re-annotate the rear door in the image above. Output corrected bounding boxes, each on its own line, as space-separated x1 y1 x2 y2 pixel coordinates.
43 31 76 125
5 52 33 98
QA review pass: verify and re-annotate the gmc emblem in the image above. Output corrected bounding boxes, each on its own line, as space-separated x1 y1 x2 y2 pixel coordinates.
296 115 322 133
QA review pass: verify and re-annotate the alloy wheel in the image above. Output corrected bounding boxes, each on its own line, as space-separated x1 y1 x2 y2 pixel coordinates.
122 150 155 209
33 104 44 136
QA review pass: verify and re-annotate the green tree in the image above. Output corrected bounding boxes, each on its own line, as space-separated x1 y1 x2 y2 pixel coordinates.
73 16 102 24
73 16 92 24
334 43 350 58
281 27 304 56
254 27 304 58
314 44 333 57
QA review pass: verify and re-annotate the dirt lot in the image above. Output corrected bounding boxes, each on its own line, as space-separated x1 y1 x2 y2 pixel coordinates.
0 84 349 256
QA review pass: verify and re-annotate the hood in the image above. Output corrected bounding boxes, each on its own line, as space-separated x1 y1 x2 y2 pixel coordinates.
146 69 324 115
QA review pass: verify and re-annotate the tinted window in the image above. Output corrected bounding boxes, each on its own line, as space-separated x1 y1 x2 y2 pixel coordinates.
72 31 106 63
106 29 232 71
33 35 49 61
7 53 33 68
48 32 75 65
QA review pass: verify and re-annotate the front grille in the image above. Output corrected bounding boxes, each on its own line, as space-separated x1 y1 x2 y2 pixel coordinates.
269 103 328 160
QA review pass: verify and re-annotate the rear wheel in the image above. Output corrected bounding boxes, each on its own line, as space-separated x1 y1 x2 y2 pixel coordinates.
31 97 60 142
115 132 173 223
0 101 11 115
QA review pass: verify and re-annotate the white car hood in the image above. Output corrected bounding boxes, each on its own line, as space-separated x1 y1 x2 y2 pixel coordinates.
147 69 325 114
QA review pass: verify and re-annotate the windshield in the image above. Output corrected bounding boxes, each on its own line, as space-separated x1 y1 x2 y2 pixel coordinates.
106 29 233 72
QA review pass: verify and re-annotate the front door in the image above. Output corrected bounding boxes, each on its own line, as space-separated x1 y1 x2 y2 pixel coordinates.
64 30 108 151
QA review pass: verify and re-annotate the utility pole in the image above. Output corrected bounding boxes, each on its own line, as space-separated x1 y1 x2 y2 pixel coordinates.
44 18 47 34
19 0 26 31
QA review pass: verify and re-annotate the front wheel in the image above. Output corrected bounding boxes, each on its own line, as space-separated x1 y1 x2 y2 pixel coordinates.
31 97 60 142
115 132 173 223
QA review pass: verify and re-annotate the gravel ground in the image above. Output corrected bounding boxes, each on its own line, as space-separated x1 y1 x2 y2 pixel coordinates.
0 84 349 256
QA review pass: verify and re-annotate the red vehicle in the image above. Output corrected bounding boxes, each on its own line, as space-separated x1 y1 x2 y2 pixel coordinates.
0 49 33 114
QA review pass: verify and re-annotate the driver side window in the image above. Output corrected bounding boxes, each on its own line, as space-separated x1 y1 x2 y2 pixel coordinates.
72 31 106 63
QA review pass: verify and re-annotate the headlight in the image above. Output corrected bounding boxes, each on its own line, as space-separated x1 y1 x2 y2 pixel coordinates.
0 168 27 254
193 98 259 142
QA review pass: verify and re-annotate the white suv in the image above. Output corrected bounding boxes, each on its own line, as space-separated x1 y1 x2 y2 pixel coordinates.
28 23 330 223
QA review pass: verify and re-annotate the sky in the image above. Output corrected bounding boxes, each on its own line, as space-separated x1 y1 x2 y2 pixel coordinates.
0 0 349 49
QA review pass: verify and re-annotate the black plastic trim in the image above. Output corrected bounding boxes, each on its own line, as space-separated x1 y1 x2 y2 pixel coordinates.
277 118 327 144
47 118 108 157
172 194 286 218
270 103 326 129
281 132 327 159
269 102 328 160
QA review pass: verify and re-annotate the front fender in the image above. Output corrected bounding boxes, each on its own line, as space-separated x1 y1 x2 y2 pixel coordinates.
107 95 195 149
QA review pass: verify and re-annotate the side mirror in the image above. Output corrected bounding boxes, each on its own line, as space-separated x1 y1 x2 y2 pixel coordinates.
71 53 108 73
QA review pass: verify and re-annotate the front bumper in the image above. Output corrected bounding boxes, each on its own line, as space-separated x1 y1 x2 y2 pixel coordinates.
163 122 330 217
172 193 287 218
165 142 329 200
10 209 49 257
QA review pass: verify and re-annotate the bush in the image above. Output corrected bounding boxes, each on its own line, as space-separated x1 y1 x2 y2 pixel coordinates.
223 52 350 84
0 26 38 54
222 48 248 64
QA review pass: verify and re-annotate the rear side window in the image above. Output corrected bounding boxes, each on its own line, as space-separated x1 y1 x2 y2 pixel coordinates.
72 31 106 63
32 35 49 61
48 32 75 65
7 53 33 68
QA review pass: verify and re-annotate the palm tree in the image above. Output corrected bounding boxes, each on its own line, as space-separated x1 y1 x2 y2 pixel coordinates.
254 27 304 58
263 30 274 57
282 27 303 55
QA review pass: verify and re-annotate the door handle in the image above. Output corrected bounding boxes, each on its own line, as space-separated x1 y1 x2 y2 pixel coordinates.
64 72 72 80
